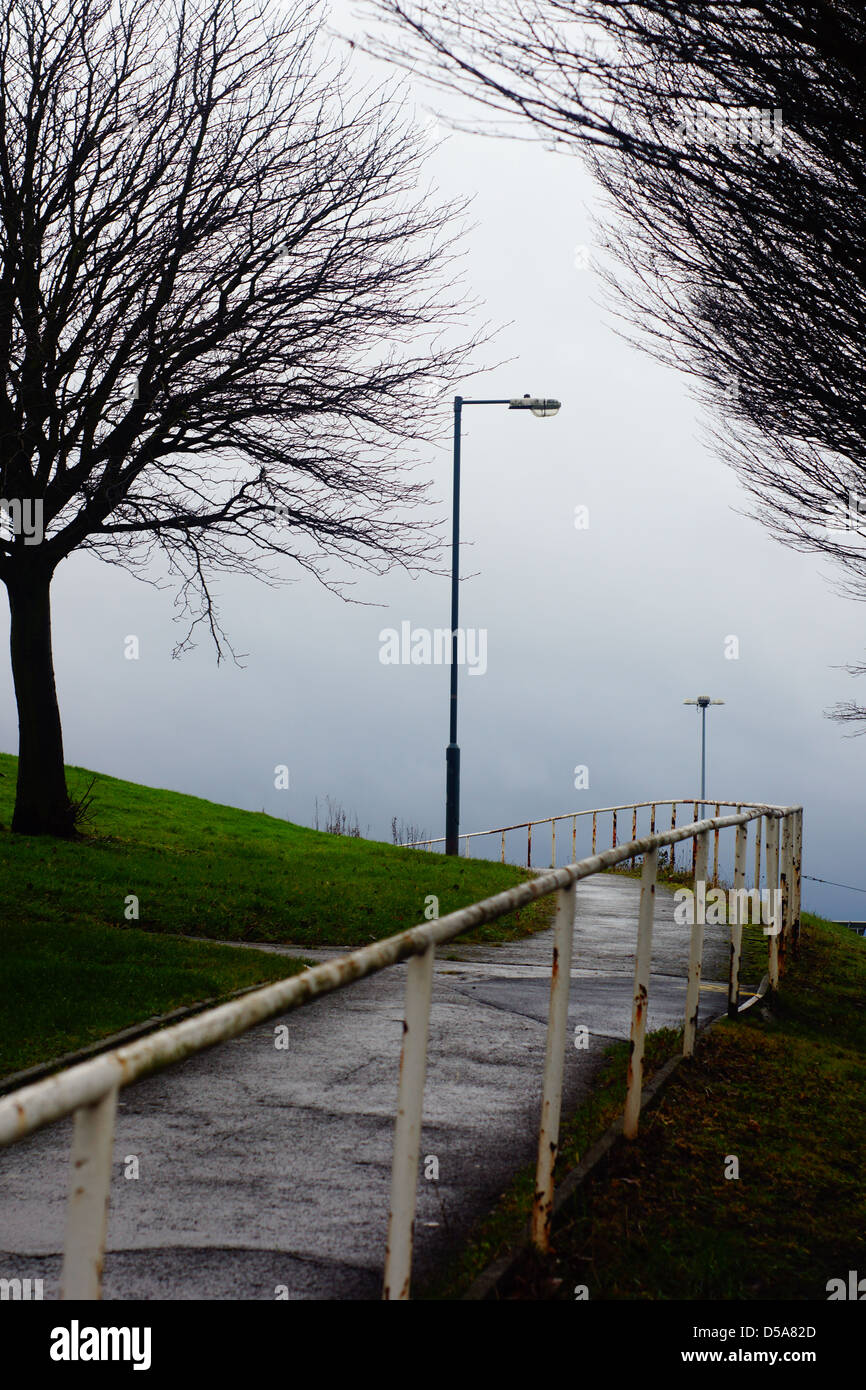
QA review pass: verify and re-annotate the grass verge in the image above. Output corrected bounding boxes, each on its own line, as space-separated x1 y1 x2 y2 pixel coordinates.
496 913 866 1299
0 924 311 1081
0 754 553 948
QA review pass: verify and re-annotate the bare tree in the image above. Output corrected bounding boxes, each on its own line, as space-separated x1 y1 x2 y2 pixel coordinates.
0 0 477 835
583 6 866 724
367 1 866 723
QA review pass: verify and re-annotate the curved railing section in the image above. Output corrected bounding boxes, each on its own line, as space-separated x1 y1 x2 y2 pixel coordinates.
409 797 784 885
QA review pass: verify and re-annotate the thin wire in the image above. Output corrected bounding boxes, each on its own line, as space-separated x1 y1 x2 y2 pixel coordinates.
803 873 866 895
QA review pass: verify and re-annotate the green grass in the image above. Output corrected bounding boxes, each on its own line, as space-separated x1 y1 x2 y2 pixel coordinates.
0 922 311 1081
498 913 866 1300
737 917 772 987
0 753 553 1078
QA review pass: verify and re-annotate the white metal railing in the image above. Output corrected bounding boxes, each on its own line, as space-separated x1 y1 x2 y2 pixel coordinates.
0 800 802 1300
409 797 781 886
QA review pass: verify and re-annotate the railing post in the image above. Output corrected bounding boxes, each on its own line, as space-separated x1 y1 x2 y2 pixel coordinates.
60 1087 119 1300
527 823 532 869
630 806 637 869
591 812 597 855
684 830 710 1057
728 822 747 1018
551 819 556 869
713 804 720 886
669 803 676 873
464 835 470 858
650 803 656 835
531 880 577 1251
612 809 617 849
765 816 781 992
793 809 803 953
780 813 793 970
501 830 506 864
572 815 576 864
624 848 658 1139
753 813 762 893
691 801 699 878
384 943 435 1300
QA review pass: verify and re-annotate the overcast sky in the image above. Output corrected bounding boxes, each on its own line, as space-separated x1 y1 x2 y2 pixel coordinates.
1 1 863 921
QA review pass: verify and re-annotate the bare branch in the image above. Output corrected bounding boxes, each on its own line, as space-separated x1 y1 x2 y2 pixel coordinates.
0 0 485 652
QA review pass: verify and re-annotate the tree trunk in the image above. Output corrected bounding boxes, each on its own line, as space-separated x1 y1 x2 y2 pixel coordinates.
6 567 74 836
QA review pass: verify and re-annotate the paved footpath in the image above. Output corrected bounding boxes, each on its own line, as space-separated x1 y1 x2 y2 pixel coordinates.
0 875 732 1300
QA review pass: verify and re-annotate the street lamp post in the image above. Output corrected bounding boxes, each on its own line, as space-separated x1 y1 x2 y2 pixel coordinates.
683 695 725 814
445 394 561 854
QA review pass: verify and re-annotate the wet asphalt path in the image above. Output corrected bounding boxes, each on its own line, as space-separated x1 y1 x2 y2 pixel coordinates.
0 875 731 1300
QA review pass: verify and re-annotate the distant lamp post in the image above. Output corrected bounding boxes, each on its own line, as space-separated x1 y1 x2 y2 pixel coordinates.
446 393 562 855
683 695 725 811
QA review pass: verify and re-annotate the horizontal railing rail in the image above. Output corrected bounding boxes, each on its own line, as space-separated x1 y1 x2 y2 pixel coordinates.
0 801 802 1301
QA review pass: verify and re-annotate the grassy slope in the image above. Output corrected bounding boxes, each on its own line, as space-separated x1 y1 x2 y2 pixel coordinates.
503 913 866 1300
0 754 552 1078
0 754 552 947
0 923 311 1081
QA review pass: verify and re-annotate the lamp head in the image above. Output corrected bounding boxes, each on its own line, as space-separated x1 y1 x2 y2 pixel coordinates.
509 394 561 418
